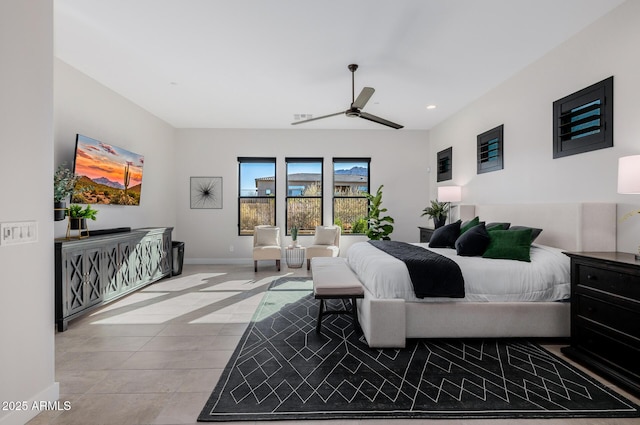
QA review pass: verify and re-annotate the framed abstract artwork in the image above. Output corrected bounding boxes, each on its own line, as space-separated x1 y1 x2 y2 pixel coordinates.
190 176 223 209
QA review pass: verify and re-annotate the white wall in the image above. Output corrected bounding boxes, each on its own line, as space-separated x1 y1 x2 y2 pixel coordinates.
174 129 430 262
54 59 178 237
429 0 640 254
51 1 640 261
0 1 58 424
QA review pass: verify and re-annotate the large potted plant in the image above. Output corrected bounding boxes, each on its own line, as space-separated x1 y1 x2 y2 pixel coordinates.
67 204 99 231
364 185 394 240
53 163 78 221
421 200 449 228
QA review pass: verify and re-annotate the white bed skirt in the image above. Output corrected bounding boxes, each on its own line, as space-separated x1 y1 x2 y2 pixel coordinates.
357 286 570 348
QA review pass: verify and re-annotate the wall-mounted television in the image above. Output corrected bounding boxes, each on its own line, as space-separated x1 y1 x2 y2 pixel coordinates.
72 134 144 206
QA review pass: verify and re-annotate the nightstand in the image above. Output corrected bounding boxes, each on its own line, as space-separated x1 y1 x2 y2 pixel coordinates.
418 227 435 243
562 252 640 397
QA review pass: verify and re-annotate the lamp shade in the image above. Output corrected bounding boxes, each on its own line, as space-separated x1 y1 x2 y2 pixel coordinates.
437 185 462 203
618 155 640 194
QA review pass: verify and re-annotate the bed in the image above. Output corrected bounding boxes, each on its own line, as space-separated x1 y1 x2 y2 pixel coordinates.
348 203 616 348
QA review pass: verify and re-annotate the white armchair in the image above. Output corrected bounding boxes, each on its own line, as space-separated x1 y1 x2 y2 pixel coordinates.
252 225 282 272
306 225 341 270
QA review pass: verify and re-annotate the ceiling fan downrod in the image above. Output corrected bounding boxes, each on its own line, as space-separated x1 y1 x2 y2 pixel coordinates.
348 63 358 105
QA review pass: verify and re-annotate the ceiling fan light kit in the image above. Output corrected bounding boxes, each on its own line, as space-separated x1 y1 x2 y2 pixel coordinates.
291 64 403 129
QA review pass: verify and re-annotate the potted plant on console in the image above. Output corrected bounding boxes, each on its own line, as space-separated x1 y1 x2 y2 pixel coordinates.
421 200 449 228
53 163 79 221
67 204 99 236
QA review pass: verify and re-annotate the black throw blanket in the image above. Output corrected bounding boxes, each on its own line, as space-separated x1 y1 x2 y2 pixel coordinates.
369 240 465 298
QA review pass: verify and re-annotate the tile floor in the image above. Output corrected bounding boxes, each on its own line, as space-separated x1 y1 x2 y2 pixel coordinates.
28 263 639 425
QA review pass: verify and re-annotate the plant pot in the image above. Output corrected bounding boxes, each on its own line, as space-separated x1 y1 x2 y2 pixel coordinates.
433 216 446 228
69 218 87 230
54 201 67 221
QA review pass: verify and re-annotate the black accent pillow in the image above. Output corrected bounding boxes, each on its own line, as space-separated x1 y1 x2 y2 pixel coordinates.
455 223 490 256
486 222 510 231
460 216 480 234
428 220 461 248
509 225 542 243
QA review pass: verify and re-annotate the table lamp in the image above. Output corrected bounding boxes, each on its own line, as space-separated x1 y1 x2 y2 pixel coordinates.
617 155 640 259
437 185 462 223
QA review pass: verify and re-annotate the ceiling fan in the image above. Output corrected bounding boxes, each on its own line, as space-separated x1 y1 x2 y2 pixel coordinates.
291 64 403 129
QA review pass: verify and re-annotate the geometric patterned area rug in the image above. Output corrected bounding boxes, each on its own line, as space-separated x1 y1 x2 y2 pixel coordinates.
198 277 640 422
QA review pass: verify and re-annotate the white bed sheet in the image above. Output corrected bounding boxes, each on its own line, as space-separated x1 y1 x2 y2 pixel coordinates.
346 242 570 302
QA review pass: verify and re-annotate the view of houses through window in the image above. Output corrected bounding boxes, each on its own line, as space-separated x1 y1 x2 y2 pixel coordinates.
333 158 370 234
238 157 370 236
238 157 276 235
286 158 323 235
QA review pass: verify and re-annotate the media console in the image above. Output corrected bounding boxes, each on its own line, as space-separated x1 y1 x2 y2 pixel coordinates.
54 227 173 331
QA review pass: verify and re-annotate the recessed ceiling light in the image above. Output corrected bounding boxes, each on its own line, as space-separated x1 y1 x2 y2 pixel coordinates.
426 104 437 110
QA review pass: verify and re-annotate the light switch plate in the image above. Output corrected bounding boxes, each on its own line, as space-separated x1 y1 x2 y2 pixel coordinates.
0 221 38 246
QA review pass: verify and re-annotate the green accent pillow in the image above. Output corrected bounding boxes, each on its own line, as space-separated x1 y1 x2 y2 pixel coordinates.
460 216 480 235
483 228 533 262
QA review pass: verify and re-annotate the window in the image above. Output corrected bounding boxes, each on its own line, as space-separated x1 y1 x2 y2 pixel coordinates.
477 124 504 174
437 147 452 182
238 157 276 236
553 76 613 158
286 158 323 235
333 158 370 235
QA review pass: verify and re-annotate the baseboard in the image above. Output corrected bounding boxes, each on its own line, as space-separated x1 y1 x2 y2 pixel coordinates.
0 382 59 425
185 257 291 266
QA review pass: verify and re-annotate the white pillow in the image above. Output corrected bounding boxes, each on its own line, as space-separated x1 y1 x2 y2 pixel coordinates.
313 227 337 245
256 227 279 246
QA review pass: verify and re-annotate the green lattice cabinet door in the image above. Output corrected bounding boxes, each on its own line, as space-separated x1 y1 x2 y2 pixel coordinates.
103 242 121 300
63 246 103 316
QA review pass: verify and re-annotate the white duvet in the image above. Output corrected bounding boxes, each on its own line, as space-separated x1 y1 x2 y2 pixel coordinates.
346 242 570 302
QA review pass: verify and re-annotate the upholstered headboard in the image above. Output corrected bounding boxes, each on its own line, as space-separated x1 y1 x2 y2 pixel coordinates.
459 203 616 252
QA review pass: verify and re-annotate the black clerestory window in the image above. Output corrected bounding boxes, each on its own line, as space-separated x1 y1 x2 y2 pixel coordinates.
477 124 504 174
553 76 613 159
437 147 452 182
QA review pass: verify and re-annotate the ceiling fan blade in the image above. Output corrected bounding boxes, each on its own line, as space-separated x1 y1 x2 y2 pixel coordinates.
291 111 345 126
359 112 404 129
352 87 375 109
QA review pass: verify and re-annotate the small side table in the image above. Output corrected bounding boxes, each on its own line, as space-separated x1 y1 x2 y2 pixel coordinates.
286 246 306 268
418 226 435 243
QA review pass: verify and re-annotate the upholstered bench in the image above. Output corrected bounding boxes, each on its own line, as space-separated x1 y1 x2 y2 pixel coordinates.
311 257 364 335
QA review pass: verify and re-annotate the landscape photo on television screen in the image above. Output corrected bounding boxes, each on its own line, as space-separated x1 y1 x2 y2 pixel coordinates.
72 134 144 205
